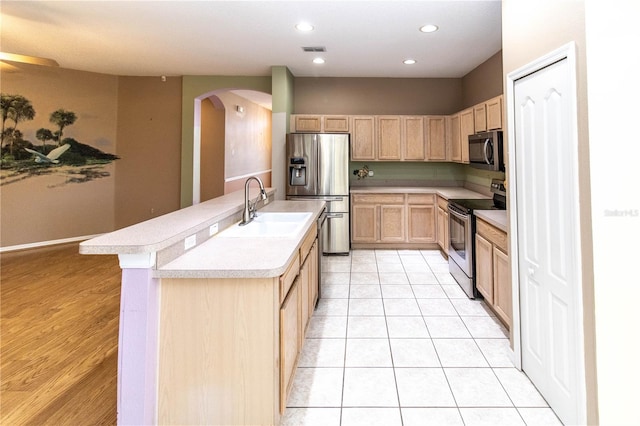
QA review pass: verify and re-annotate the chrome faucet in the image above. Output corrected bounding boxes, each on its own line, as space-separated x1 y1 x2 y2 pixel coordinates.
239 176 267 226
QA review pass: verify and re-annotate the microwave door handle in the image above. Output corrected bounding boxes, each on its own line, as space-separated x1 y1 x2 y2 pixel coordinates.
483 139 491 164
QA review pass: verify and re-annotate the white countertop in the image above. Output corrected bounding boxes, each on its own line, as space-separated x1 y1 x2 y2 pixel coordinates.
350 186 490 200
80 188 277 255
475 210 509 232
80 187 324 278
156 200 325 279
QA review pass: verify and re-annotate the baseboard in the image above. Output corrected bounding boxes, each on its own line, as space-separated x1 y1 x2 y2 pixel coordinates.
0 234 104 253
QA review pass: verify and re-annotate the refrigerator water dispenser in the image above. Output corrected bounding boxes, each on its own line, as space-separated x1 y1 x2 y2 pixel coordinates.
289 157 307 186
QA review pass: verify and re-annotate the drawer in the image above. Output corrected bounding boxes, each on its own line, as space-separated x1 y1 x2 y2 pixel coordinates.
300 222 318 262
280 253 300 304
476 218 508 253
407 193 435 205
437 195 449 210
352 193 405 204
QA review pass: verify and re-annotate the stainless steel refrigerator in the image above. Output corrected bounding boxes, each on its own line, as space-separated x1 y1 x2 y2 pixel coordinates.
286 133 350 254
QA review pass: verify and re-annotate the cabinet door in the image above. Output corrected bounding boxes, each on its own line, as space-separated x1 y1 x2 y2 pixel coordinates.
377 116 402 160
351 116 376 160
403 116 425 160
280 279 300 413
486 95 503 130
408 204 436 243
351 203 378 243
308 242 319 311
459 108 474 163
380 204 405 242
436 206 447 250
426 116 447 161
493 247 512 328
324 115 349 132
475 233 494 303
474 104 487 132
294 115 322 132
299 256 310 339
449 114 462 162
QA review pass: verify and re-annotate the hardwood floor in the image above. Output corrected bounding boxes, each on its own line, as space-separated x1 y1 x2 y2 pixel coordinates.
1 243 120 425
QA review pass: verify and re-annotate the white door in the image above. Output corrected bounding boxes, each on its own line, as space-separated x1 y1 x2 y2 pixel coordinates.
513 55 585 424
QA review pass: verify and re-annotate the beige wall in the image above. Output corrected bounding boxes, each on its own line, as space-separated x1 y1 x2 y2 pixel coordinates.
502 1 597 423
215 92 272 187
200 97 225 201
461 50 503 109
115 76 182 229
180 76 272 207
1 63 118 247
294 77 463 115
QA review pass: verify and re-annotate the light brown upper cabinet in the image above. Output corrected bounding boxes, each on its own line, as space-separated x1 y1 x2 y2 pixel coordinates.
459 108 474 163
290 115 350 133
426 116 447 161
448 114 462 163
323 115 350 132
402 116 426 161
350 116 376 161
474 104 487 133
377 116 402 160
486 95 503 130
473 95 504 133
292 115 322 132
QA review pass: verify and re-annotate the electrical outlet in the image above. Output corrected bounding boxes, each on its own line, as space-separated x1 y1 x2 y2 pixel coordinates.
368 170 374 176
209 223 219 236
184 234 196 250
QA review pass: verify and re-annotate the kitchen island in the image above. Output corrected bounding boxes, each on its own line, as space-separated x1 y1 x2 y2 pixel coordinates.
80 190 325 425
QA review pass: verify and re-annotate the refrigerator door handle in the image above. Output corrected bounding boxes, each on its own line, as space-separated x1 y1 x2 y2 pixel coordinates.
326 213 344 219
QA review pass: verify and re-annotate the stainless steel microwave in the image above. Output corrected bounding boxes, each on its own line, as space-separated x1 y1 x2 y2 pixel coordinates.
468 130 504 171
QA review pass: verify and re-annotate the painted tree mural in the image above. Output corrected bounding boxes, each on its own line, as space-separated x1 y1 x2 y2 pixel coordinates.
0 93 119 186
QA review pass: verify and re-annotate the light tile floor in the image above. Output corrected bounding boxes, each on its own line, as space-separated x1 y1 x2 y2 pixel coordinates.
282 249 563 426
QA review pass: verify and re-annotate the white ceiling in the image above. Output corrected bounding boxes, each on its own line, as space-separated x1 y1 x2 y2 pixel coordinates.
1 0 502 79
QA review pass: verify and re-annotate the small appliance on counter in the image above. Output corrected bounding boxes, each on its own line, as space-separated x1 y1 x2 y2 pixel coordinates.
286 133 350 255
448 179 506 298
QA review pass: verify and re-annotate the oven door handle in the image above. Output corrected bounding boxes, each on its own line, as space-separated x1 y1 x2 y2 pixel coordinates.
448 206 469 221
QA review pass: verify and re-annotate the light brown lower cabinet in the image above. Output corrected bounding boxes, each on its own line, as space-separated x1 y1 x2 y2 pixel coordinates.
436 195 449 254
157 231 319 425
280 277 300 413
351 193 405 244
407 194 436 243
475 218 511 329
351 192 437 248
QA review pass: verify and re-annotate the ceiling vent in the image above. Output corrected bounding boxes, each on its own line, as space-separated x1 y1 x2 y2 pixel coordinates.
302 46 326 52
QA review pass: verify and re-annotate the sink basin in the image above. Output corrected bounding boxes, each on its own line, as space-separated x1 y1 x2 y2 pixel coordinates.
253 212 313 224
218 212 313 238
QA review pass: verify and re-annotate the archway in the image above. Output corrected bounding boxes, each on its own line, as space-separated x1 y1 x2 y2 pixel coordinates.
192 89 272 204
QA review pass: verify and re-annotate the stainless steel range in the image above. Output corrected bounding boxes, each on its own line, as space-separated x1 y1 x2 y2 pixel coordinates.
448 179 506 298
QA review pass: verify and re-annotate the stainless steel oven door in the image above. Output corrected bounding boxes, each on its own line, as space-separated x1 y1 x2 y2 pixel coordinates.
448 205 472 276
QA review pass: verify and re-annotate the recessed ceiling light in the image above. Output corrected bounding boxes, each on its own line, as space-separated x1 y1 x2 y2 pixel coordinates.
419 24 439 33
403 59 417 65
295 23 314 32
313 57 325 64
